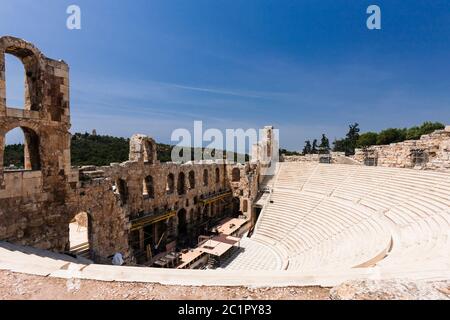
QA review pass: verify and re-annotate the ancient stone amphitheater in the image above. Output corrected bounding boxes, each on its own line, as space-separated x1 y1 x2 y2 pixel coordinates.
1 36 450 292
2 161 450 288
245 162 450 276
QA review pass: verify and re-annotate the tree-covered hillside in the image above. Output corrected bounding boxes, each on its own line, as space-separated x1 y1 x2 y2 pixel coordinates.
3 122 444 168
333 121 445 156
71 133 130 166
3 132 247 168
3 144 24 168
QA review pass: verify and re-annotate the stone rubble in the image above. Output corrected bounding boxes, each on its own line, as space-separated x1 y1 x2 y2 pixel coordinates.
353 127 450 171
330 279 450 300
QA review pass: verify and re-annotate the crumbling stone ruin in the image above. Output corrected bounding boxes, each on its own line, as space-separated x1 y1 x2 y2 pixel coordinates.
0 37 263 264
280 127 450 169
0 36 73 251
353 126 450 171
281 152 346 163
2 37 450 297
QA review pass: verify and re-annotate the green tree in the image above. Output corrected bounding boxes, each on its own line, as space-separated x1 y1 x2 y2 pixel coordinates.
333 121 444 152
312 139 318 154
332 138 345 153
406 121 444 140
319 134 330 152
302 140 312 155
332 123 360 155
280 148 301 156
345 123 360 155
405 126 421 141
3 144 24 168
357 132 378 148
376 128 406 145
70 132 130 166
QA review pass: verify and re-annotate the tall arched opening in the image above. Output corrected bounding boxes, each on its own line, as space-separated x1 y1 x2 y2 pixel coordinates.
232 168 241 182
166 173 175 194
2 126 41 171
143 175 154 198
203 169 209 186
177 172 186 195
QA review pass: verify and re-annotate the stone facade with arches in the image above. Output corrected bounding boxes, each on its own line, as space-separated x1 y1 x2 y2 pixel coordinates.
0 36 74 252
0 37 263 265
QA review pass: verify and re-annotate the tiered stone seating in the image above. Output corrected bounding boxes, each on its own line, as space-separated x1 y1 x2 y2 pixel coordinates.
271 197 391 271
251 163 450 274
289 216 391 271
332 166 394 202
381 210 450 267
219 237 284 271
301 165 359 195
273 162 318 190
1 162 449 286
254 191 324 242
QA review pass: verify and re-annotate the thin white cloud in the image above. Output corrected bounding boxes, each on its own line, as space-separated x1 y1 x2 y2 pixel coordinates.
163 83 264 99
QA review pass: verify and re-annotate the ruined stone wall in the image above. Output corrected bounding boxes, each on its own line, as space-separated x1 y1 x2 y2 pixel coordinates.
353 127 450 171
228 162 260 222
0 36 72 252
282 154 319 162
65 174 131 262
0 37 132 261
74 143 254 262
281 152 345 163
0 37 261 264
101 160 229 220
252 126 277 169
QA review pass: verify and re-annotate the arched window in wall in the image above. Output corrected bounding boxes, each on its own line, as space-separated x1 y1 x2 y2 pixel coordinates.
2 126 41 171
203 169 209 186
177 172 186 195
143 175 154 198
232 168 240 182
3 46 42 112
5 54 25 109
116 178 128 205
143 140 155 164
188 170 195 189
166 173 175 194
215 167 220 183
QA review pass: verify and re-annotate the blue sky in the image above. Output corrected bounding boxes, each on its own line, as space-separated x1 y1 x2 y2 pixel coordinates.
1 0 449 150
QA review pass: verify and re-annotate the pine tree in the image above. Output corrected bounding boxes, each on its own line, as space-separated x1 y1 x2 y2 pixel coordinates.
319 134 330 153
345 123 360 155
302 140 312 155
312 139 318 154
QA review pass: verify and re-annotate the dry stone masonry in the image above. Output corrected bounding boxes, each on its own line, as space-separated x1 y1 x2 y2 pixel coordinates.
2 37 450 295
281 129 450 170
281 152 346 163
353 127 450 171
0 37 264 264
